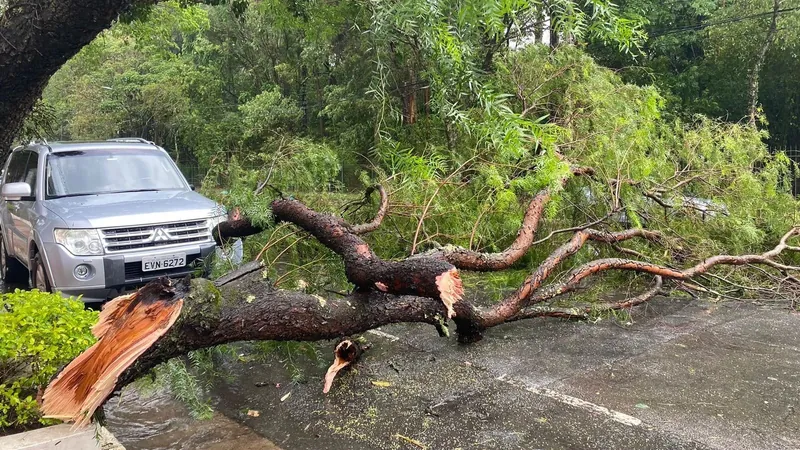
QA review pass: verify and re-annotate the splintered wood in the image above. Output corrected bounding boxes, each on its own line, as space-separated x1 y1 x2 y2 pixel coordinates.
323 340 362 394
41 279 185 428
435 268 463 318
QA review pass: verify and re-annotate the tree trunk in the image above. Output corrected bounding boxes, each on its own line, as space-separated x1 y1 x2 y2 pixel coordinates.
401 69 417 125
748 0 781 126
0 0 152 156
534 10 545 44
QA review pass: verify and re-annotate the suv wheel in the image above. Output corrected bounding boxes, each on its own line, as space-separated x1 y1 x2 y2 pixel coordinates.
31 253 52 293
0 233 28 283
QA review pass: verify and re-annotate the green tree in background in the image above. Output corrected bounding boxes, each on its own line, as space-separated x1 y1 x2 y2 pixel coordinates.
589 0 800 148
0 0 792 311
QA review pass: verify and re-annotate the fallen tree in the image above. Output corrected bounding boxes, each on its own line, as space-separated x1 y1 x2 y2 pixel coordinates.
41 175 800 427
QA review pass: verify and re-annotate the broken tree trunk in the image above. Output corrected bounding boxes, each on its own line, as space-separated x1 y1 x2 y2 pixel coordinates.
41 184 800 427
42 279 188 427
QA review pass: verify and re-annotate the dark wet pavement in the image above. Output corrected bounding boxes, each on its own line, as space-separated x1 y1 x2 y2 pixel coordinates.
106 297 800 449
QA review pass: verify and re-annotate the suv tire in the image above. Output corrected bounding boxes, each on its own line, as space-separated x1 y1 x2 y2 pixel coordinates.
0 232 28 283
31 253 52 293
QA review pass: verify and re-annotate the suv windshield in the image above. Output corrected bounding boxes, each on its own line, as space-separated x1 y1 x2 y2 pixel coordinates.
46 150 187 198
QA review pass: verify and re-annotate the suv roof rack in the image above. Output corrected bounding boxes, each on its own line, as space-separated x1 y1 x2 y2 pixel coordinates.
106 137 155 145
29 137 48 146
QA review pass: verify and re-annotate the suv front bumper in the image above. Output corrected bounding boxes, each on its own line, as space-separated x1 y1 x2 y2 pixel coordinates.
42 242 217 302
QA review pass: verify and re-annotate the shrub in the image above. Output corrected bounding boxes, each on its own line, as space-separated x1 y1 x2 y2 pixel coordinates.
0 290 97 431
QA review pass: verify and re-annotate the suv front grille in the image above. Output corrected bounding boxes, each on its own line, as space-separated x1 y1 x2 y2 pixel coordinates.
101 220 212 253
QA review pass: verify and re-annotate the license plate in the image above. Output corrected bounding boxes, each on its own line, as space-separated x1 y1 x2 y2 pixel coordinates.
142 254 186 272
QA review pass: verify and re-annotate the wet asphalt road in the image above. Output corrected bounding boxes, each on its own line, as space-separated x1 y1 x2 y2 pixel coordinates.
106 296 800 449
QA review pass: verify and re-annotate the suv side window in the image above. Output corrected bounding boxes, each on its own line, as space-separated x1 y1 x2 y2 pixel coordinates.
4 151 29 185
21 151 38 197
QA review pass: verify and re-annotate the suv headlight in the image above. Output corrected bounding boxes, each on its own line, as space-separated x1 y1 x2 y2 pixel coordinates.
54 229 104 256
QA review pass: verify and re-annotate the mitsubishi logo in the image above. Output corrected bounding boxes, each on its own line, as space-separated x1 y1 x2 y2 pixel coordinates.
153 228 170 242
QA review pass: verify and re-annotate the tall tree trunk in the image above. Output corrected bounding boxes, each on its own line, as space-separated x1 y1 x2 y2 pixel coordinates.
534 10 545 44
402 69 417 125
748 0 781 126
549 21 560 48
0 0 152 157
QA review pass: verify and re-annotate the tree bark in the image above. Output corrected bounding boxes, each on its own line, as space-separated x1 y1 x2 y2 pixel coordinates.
0 0 152 155
748 0 781 126
270 196 464 317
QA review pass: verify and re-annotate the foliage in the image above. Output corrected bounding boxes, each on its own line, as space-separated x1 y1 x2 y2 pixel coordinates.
42 0 798 299
502 46 796 259
588 0 800 148
152 359 214 420
201 136 342 225
0 290 97 430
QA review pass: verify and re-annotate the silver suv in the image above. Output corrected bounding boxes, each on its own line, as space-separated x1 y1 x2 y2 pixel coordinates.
0 139 226 302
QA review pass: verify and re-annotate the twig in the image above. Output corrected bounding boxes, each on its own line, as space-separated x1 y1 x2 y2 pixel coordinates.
253 224 297 262
274 257 330 287
531 211 614 246
393 434 427 449
411 156 477 255
611 244 649 259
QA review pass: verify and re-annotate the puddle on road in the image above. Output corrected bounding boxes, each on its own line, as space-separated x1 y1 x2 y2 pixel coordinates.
104 385 282 450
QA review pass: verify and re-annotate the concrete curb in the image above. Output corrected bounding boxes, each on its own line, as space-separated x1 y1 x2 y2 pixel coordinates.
0 423 125 450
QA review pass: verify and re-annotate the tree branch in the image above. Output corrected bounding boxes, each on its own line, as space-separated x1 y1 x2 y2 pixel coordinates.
417 167 595 271
529 227 800 305
350 185 389 235
212 217 264 245
270 197 463 318
481 228 663 326
513 275 663 321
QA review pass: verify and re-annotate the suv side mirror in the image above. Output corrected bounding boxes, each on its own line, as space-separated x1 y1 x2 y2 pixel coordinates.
189 184 196 191
2 182 32 201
